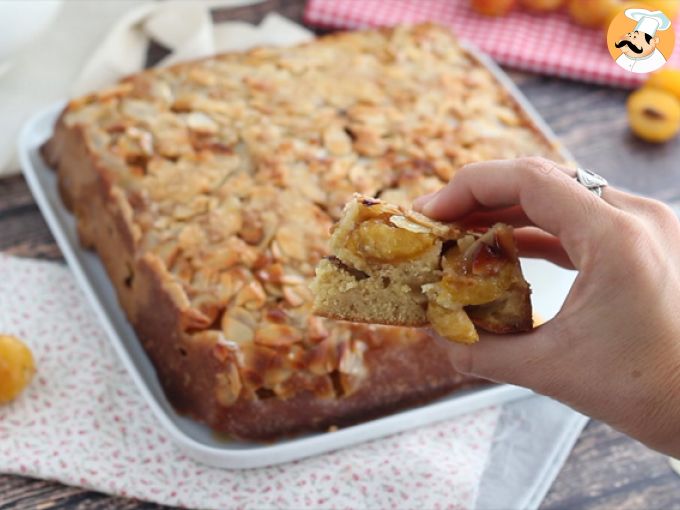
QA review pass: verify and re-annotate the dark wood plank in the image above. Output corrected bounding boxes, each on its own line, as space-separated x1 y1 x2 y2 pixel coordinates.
0 176 62 260
0 474 164 509
2 1 680 509
509 72 680 203
544 421 680 510
210 0 307 25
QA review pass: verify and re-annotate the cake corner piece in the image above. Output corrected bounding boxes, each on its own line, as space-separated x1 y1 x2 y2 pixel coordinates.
311 195 532 344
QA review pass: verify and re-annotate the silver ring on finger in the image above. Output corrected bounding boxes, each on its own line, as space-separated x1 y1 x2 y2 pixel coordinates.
575 167 608 198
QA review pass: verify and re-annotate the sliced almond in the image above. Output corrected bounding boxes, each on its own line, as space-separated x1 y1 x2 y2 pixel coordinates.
307 337 339 375
186 111 219 135
171 257 194 282
338 340 368 377
282 285 309 308
150 80 173 103
270 240 283 261
338 340 368 396
213 336 238 363
275 373 335 400
340 372 364 397
191 293 222 325
203 249 241 273
388 214 433 234
217 268 248 302
263 282 284 299
126 126 154 156
280 272 306 286
306 316 329 343
188 67 217 87
221 311 255 343
182 306 213 330
354 133 387 157
263 366 291 387
178 224 206 251
323 124 352 156
208 202 243 240
256 263 285 284
155 240 180 268
215 362 242 406
240 210 265 245
221 237 259 268
234 280 267 310
274 225 306 261
254 324 303 347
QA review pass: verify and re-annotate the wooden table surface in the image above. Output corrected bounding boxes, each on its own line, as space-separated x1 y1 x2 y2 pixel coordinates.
2 1 680 508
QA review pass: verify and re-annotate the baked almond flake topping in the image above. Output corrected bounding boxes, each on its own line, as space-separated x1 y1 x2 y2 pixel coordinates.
59 24 558 402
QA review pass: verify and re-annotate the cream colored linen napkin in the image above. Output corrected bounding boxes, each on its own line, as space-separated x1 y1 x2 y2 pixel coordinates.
0 0 311 176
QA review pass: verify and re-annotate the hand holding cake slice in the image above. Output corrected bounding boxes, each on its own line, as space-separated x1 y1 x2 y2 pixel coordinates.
311 195 533 344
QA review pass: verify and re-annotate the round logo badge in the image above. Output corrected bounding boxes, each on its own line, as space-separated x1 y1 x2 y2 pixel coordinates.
607 3 675 74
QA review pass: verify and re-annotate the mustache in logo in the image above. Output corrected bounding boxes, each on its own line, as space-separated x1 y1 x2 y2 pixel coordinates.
615 39 643 54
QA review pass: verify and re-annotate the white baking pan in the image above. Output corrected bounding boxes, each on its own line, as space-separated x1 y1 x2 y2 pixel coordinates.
18 51 577 469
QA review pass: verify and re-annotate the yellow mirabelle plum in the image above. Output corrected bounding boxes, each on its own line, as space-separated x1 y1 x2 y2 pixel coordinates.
568 0 617 27
646 69 680 102
471 0 517 16
627 88 680 143
519 0 564 12
0 335 36 404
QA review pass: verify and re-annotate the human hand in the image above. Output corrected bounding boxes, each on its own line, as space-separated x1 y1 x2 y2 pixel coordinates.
413 157 680 457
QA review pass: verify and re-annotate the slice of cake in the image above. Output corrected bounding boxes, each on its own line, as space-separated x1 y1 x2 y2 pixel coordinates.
311 195 533 343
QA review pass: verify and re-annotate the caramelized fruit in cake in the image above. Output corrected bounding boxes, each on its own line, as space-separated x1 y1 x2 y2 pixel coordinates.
312 196 532 344
0 335 35 404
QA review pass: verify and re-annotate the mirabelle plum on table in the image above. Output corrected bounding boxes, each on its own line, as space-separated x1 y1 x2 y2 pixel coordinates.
627 88 680 143
568 0 616 27
0 334 36 404
645 0 679 21
471 0 517 16
602 1 639 29
519 0 564 12
646 69 680 102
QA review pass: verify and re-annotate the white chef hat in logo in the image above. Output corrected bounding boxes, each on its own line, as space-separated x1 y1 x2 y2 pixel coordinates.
625 8 672 37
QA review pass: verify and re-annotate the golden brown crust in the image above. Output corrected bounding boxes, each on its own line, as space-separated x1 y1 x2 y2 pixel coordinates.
42 24 563 439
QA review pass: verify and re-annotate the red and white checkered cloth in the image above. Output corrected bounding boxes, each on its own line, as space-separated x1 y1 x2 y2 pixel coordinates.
304 0 680 88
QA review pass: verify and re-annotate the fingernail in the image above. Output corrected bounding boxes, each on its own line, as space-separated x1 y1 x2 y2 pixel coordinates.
413 191 439 213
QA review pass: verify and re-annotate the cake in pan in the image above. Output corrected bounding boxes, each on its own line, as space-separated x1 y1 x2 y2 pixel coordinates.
43 24 563 439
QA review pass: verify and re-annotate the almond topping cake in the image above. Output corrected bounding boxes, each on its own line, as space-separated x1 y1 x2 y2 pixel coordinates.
43 24 563 439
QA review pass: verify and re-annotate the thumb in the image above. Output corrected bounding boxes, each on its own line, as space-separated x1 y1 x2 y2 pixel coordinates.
435 325 559 391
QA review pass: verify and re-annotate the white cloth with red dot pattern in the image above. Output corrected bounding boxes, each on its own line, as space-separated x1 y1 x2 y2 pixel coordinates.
0 254 589 509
